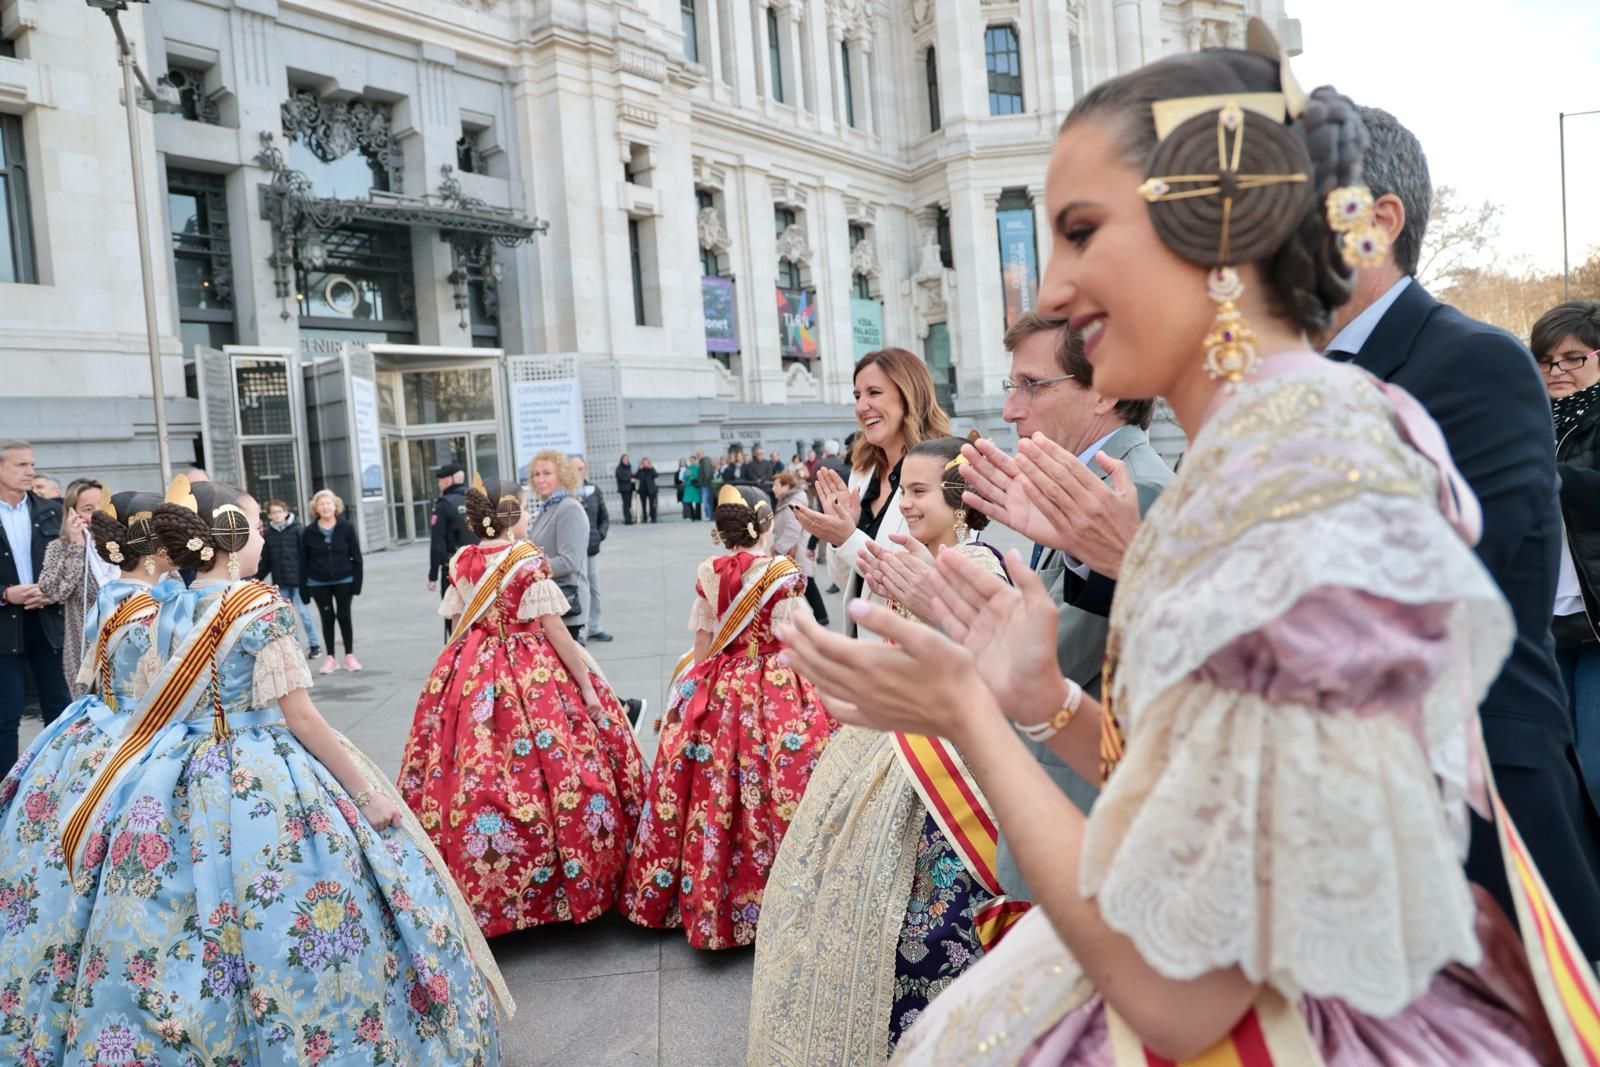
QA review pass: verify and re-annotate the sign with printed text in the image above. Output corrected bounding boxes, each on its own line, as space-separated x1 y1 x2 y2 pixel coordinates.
851 295 883 360
997 208 1039 327
702 276 739 354
510 379 585 474
777 287 818 360
350 375 384 500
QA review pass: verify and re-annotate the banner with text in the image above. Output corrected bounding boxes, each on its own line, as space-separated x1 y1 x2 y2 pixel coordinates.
350 375 384 500
997 208 1039 327
777 287 818 360
510 378 585 474
851 296 883 360
702 276 739 354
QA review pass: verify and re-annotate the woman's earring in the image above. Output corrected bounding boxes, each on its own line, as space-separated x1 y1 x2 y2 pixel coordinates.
1202 267 1257 390
226 553 241 581
144 556 157 576
953 507 970 543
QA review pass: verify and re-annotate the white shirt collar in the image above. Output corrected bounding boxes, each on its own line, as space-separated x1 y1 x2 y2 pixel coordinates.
1324 275 1412 357
1077 428 1121 469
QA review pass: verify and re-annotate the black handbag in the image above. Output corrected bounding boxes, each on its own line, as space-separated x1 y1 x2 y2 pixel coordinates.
557 580 581 620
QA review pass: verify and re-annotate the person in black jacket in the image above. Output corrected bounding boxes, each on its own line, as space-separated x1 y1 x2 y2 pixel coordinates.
572 458 613 642
300 489 364 675
0 440 68 771
635 457 659 524
256 499 322 660
427 463 475 639
1532 300 1600 810
615 455 636 526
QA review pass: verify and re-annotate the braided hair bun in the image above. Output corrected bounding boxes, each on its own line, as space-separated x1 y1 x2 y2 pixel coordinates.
713 485 774 550
88 491 163 570
151 481 254 570
465 478 525 539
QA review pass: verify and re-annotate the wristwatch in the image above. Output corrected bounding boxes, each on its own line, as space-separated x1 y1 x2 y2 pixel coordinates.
1016 678 1085 742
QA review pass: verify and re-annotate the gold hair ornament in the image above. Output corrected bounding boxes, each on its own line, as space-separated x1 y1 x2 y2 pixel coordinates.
716 484 744 508
96 489 117 519
943 453 970 473
165 474 197 513
472 472 486 493
105 541 124 564
1325 185 1390 269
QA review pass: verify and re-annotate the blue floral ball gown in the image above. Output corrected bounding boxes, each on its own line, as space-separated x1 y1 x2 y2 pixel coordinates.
0 578 509 1066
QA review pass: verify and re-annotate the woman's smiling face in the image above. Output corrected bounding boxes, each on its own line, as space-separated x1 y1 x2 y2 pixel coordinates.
854 363 906 450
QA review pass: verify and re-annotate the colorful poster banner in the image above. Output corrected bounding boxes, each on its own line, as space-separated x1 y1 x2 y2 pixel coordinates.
851 295 883 360
777 287 818 360
702 276 739 354
997 208 1039 327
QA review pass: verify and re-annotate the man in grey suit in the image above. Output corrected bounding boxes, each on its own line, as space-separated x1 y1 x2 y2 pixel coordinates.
991 313 1172 899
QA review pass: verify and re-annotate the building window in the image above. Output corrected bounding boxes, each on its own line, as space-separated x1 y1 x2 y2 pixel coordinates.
935 206 954 270
456 127 486 175
926 322 955 411
168 172 233 312
697 189 720 277
161 64 221 126
841 42 856 128
775 206 801 289
985 26 1024 115
629 219 647 326
926 46 941 132
682 0 700 62
296 224 415 328
0 115 35 284
767 7 785 104
850 223 871 297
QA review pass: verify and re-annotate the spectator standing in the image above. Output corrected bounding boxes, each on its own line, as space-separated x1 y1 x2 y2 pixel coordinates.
30 475 61 500
0 440 68 770
527 450 591 644
426 463 475 639
635 458 660 524
255 498 322 662
674 458 689 517
299 488 363 675
572 457 614 642
696 451 714 520
771 469 829 626
1533 299 1600 810
37 479 122 697
615 454 637 525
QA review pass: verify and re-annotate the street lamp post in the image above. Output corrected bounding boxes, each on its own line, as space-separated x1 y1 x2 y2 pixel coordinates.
1560 107 1600 302
87 0 181 482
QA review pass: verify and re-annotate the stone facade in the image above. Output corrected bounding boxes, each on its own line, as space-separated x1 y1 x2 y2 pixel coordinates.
3 0 1293 517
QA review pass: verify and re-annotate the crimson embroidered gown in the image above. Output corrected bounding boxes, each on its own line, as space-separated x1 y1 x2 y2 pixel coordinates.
399 542 645 936
623 553 837 949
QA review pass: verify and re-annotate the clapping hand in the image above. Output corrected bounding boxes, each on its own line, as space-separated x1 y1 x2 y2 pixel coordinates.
858 536 937 621
794 466 860 547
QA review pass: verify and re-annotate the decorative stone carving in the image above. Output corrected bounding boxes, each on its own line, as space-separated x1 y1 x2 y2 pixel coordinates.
769 177 806 209
280 89 405 193
698 206 732 254
694 157 728 192
615 46 669 83
785 360 820 401
909 0 933 32
827 0 874 45
906 226 954 336
1186 16 1234 50
775 223 811 266
850 236 878 279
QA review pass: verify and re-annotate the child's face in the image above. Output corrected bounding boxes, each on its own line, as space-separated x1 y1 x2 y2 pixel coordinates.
267 505 288 524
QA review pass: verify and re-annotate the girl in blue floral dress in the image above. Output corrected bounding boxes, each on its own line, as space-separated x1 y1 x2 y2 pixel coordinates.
0 479 510 1066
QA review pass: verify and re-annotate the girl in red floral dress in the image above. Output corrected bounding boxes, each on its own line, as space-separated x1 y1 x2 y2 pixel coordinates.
399 478 644 936
624 484 836 949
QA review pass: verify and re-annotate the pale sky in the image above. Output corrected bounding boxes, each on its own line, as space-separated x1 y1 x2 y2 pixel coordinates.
1290 0 1600 277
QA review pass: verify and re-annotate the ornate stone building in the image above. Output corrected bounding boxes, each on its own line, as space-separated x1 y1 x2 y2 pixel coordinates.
4 0 1291 543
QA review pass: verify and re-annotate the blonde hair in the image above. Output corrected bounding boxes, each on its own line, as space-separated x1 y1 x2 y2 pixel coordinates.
308 488 346 517
529 450 581 495
849 347 952 477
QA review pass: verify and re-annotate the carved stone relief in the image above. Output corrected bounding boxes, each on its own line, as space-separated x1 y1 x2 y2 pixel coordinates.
698 206 732 254
775 223 812 266
281 89 405 193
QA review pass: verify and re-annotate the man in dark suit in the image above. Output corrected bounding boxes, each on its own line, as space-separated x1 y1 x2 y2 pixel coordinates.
1321 108 1600 959
0 440 69 772
426 463 475 639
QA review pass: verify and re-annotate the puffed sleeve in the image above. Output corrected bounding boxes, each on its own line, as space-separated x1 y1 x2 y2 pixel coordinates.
241 600 314 705
768 577 812 630
438 584 466 618
688 559 718 633
517 577 571 621
1079 587 1486 1017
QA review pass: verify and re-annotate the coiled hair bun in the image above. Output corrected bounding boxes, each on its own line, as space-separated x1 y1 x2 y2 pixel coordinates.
465 478 524 539
89 490 162 570
712 485 774 550
151 481 254 570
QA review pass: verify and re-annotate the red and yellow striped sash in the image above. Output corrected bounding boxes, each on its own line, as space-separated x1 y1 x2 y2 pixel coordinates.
61 582 274 874
1108 991 1318 1067
91 592 157 710
446 541 538 646
670 557 800 692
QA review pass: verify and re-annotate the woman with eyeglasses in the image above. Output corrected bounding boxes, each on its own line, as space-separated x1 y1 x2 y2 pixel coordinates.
1534 299 1600 810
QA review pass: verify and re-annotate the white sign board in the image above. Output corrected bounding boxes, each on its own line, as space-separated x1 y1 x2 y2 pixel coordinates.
511 378 585 474
350 376 385 500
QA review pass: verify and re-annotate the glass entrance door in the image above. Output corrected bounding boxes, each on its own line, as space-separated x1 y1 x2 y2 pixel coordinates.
402 435 468 541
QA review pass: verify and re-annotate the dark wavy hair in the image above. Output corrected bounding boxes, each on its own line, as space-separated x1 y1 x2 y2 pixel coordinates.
713 485 774 550
152 481 254 571
464 478 524 540
905 437 991 533
89 491 163 571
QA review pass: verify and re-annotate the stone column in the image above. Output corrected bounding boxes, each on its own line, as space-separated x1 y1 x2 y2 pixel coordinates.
948 179 1007 404
738 166 786 403
1113 0 1142 74
786 9 807 115
728 0 760 109
411 43 470 349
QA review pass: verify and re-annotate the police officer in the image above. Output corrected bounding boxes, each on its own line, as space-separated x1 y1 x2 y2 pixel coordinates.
426 463 475 638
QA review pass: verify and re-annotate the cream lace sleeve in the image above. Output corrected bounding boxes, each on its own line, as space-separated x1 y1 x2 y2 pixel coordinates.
252 635 314 706
74 647 98 688
438 583 466 618
688 558 718 633
517 577 570 621
769 581 811 629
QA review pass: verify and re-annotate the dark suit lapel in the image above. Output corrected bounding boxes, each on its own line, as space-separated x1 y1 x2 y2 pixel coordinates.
1354 279 1437 382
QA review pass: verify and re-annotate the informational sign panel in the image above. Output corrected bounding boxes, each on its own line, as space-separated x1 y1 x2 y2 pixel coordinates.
510 378 586 473
997 207 1039 326
702 276 739 353
350 375 384 500
777 287 818 360
851 295 883 360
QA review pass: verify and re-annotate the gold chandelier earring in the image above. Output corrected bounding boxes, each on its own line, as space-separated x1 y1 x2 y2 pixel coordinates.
953 507 969 543
226 552 241 581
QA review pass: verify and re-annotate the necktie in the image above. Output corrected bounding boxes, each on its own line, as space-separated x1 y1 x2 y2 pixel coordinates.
1030 543 1045 570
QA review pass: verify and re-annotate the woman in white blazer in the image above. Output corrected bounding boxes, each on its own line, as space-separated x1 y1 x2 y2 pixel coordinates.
796 347 953 640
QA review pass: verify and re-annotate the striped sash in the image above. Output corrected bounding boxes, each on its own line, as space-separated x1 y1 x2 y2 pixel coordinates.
445 541 538 647
61 581 275 874
669 557 800 689
90 591 157 711
892 732 1029 951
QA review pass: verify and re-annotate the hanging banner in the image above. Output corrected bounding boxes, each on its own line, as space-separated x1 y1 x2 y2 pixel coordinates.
510 379 585 474
997 208 1039 327
777 287 818 360
702 276 739 354
850 296 883 360
349 376 384 500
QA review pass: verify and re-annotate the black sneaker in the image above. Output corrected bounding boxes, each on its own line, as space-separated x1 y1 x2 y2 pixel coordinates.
826 585 840 594
589 631 615 642
624 698 644 727
309 645 322 660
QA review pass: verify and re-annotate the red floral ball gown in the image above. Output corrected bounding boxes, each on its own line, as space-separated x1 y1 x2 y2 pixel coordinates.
399 542 644 935
624 551 837 948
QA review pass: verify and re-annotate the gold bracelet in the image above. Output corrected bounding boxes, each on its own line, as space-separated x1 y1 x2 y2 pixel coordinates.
352 782 374 808
1016 679 1085 742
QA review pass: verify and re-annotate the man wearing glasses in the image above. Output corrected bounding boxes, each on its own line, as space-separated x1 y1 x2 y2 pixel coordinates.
990 312 1171 900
